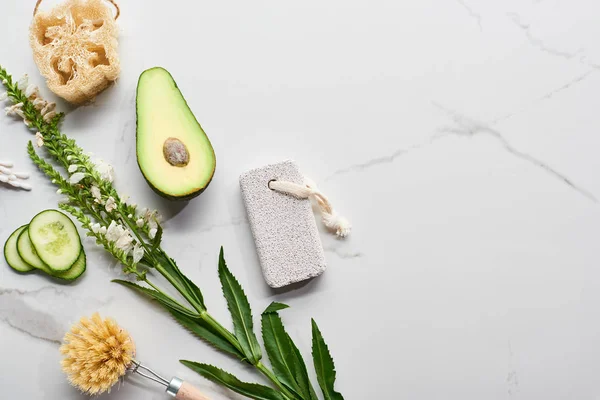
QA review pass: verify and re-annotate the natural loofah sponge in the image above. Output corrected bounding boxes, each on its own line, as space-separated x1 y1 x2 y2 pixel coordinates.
29 0 120 104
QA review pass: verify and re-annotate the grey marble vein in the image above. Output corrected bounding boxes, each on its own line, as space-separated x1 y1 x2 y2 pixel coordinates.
325 136 446 181
121 119 135 165
324 246 364 259
434 103 597 202
507 13 578 60
197 216 248 233
490 70 596 125
2 316 62 345
537 70 595 100
507 340 519 397
0 285 112 345
455 0 482 31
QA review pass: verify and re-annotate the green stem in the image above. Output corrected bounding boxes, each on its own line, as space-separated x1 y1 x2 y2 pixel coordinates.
256 362 295 400
199 313 294 399
121 213 156 262
154 261 204 313
143 277 199 318
200 311 244 354
144 278 164 293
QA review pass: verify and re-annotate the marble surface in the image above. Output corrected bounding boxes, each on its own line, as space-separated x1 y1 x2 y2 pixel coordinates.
1 0 600 399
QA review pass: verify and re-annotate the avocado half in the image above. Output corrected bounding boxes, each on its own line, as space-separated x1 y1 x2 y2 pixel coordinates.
136 67 216 200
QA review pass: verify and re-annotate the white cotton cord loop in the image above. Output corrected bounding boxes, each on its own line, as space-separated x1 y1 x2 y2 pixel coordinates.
269 178 351 238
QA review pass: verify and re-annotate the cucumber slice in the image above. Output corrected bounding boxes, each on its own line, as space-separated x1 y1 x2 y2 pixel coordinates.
28 210 82 272
4 225 35 273
17 227 53 275
51 250 86 281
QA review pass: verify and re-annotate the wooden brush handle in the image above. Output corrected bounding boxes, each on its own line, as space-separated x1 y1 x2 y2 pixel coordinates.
175 381 211 400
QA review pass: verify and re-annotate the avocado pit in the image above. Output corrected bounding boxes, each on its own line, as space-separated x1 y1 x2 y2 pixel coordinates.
163 137 190 167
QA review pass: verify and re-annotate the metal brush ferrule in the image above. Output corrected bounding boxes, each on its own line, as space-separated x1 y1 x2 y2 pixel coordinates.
166 377 183 397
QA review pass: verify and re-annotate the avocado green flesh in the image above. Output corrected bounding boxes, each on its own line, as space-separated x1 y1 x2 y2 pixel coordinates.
136 67 216 199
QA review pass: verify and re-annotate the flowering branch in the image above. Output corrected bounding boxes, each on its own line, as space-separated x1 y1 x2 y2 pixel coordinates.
1 66 343 400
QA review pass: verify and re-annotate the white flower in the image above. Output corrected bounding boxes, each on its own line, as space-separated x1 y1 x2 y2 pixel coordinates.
136 218 144 227
23 120 31 128
68 164 78 173
69 172 85 184
90 223 101 234
66 155 73 161
41 102 56 116
32 98 46 110
105 196 117 213
56 189 62 194
17 75 28 90
90 185 102 203
142 208 161 230
99 226 107 235
115 232 134 254
149 228 157 239
105 221 121 242
5 102 23 116
127 214 133 219
132 243 144 264
14 108 25 119
35 132 44 147
25 84 39 99
143 208 155 221
0 92 7 101
43 110 57 122
93 158 114 182
1 79 7 84
147 219 158 231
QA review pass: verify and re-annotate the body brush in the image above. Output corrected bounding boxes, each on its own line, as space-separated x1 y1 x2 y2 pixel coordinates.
60 313 210 400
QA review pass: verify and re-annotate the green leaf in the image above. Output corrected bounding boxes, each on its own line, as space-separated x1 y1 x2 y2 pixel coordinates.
264 302 289 313
114 279 244 359
155 251 205 311
181 270 205 308
181 361 286 400
261 306 318 400
311 320 344 400
289 341 319 400
151 224 163 250
167 307 244 359
218 247 262 364
112 279 197 318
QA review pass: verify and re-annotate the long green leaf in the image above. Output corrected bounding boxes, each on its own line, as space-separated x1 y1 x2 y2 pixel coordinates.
181 361 286 400
261 304 317 400
167 307 244 359
114 279 243 359
289 339 319 400
155 251 205 311
112 279 197 318
264 302 289 313
151 224 163 250
311 320 344 400
218 247 262 364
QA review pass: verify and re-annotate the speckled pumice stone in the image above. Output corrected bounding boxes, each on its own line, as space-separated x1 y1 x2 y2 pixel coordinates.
240 160 327 288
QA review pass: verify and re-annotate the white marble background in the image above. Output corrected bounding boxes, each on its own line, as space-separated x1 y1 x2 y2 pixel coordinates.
1 0 600 399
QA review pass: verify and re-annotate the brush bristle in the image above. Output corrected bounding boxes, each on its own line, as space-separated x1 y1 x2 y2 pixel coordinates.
60 313 136 395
